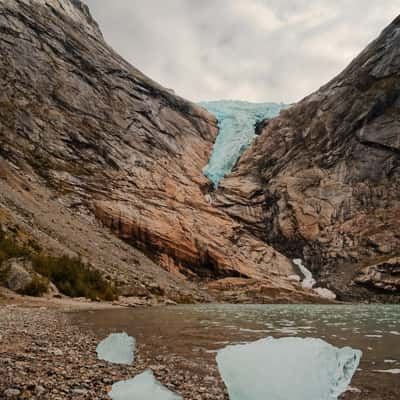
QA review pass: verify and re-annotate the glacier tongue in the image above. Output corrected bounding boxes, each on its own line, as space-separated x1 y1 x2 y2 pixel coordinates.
96 332 135 365
217 337 362 400
199 100 287 186
109 370 182 400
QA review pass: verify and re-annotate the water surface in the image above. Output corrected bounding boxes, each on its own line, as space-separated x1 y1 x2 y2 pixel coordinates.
72 304 400 399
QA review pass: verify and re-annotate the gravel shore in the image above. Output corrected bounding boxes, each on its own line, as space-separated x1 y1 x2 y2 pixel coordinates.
1 297 395 400
0 301 227 400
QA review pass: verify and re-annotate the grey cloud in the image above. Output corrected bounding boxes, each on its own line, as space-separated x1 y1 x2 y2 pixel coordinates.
85 0 398 103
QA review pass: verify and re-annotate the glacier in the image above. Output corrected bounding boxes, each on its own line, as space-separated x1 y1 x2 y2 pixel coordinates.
109 370 182 400
96 332 135 365
217 337 362 400
199 100 287 186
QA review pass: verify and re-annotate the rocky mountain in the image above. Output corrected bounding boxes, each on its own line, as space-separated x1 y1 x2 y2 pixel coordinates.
0 0 398 303
215 15 400 302
0 0 318 303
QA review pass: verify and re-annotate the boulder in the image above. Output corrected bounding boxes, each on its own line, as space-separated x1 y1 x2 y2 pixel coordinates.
4 258 34 293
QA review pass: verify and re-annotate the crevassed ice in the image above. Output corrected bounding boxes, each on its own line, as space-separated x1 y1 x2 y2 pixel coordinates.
96 332 135 365
217 337 362 400
199 100 287 186
109 370 182 400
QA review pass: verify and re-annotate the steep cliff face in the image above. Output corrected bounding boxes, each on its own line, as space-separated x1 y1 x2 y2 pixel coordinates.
216 16 400 301
0 0 315 302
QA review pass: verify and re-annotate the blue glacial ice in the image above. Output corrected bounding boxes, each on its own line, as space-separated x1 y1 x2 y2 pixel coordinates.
199 100 287 186
109 370 182 400
96 332 135 365
217 337 362 400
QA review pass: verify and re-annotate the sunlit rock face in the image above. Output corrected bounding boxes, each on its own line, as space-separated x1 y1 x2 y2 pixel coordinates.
0 0 312 302
199 101 287 186
96 332 135 365
217 337 362 400
109 370 182 400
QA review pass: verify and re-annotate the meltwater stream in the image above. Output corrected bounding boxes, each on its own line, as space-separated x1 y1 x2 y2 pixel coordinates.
199 100 287 186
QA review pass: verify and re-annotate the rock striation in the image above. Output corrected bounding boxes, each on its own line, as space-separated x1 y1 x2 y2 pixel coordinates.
1 0 398 302
215 15 400 301
355 257 400 293
0 0 314 302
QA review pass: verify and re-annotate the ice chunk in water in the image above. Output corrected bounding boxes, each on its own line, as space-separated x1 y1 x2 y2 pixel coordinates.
217 337 362 400
109 370 182 400
96 332 135 365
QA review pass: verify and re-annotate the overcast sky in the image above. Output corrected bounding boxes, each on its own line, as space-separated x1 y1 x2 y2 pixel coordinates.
86 0 398 103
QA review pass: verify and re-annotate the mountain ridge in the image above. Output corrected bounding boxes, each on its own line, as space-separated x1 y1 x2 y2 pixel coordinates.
215 14 400 301
0 0 398 302
0 0 320 303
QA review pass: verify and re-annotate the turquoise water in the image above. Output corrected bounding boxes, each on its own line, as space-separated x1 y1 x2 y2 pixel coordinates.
199 101 287 185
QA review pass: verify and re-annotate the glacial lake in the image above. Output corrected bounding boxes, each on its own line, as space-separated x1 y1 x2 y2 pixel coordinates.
72 304 400 399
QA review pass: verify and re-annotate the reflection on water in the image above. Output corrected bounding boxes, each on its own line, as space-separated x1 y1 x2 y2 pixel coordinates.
71 304 400 398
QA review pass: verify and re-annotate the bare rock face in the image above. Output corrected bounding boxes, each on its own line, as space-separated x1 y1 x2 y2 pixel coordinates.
0 0 311 301
355 257 400 293
216 16 400 301
207 277 329 304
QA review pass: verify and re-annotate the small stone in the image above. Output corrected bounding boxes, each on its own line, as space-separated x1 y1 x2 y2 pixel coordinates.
49 348 64 356
4 388 21 398
71 388 88 396
35 385 46 396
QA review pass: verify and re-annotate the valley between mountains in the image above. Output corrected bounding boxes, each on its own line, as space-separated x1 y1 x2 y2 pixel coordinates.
0 0 399 304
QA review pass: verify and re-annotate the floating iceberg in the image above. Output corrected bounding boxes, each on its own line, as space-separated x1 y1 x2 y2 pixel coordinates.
217 337 362 400
96 332 135 365
109 370 182 400
199 100 287 186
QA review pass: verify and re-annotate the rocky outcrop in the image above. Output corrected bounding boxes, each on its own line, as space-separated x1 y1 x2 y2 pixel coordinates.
1 257 55 295
0 0 314 302
207 277 329 304
3 0 397 302
355 257 400 293
216 16 400 301
3 258 34 293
